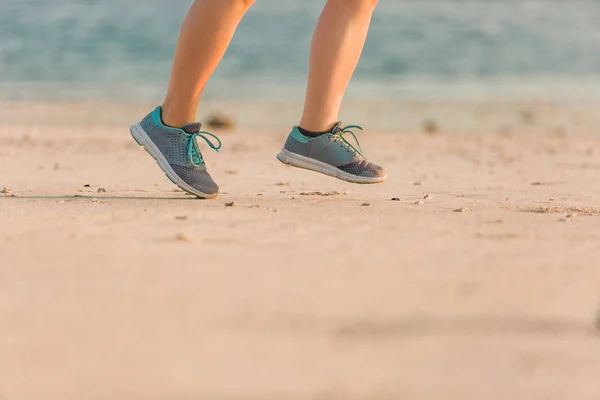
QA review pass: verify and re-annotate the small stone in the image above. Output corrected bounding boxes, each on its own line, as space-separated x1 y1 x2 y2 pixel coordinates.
422 119 441 135
497 125 514 137
566 213 577 219
97 188 108 193
1 187 12 195
91 198 99 203
267 207 277 212
175 216 188 220
424 194 433 200
531 182 545 186
225 201 238 207
361 203 371 207
519 109 535 125
83 184 90 188
205 113 236 130
414 200 424 205
175 233 192 242
414 181 424 186
391 197 400 201
55 200 65 204
276 182 289 186
454 207 468 213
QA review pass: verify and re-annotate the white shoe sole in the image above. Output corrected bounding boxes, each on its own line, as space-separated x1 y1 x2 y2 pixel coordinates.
130 123 217 199
276 149 386 184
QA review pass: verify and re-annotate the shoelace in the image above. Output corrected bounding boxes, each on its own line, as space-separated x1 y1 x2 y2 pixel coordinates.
185 131 222 167
331 124 365 157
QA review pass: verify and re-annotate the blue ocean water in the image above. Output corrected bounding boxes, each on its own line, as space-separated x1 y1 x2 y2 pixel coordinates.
1 0 600 100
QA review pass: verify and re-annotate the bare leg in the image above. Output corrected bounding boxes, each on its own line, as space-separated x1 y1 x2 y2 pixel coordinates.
162 0 254 127
299 0 378 132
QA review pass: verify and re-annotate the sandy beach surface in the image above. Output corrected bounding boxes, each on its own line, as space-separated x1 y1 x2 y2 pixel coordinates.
2 100 600 399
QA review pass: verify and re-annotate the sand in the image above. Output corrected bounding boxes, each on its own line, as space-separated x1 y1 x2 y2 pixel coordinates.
1 99 600 399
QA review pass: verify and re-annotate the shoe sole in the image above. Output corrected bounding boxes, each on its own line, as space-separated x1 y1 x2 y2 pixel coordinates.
276 149 386 184
130 123 217 199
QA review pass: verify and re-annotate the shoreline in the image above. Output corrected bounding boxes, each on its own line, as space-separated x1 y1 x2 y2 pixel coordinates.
5 75 600 102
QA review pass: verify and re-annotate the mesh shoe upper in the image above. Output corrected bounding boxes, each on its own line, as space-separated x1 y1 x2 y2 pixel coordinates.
337 159 385 178
171 164 218 192
282 122 385 178
139 107 220 195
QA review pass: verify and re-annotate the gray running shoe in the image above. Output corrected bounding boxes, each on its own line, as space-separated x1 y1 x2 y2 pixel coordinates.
130 106 221 198
277 123 386 184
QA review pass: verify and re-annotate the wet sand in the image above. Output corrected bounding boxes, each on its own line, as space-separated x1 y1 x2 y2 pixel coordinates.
1 100 600 399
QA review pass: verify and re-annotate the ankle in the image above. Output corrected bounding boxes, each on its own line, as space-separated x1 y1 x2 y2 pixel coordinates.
161 101 196 128
298 124 338 138
298 120 338 133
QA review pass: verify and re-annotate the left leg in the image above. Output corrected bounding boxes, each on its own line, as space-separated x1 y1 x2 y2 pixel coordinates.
300 0 378 132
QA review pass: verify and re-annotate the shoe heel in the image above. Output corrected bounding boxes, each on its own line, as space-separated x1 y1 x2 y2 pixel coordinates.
276 150 290 165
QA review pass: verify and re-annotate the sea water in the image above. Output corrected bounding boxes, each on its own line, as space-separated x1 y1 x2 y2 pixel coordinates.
1 0 600 101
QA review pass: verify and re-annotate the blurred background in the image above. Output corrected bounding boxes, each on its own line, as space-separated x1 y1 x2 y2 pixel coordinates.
3 3 600 399
2 0 600 103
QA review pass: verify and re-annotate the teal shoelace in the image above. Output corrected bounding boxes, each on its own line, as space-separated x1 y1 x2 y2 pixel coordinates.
186 131 222 167
332 124 365 157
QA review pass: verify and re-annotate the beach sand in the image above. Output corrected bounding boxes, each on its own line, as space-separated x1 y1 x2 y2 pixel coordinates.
1 100 600 399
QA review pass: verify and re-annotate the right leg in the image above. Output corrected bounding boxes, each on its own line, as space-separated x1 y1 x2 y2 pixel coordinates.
277 0 386 184
162 0 255 127
131 0 253 198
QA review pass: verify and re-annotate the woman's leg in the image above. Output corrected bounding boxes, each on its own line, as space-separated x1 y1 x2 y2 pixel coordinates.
162 0 255 127
299 0 378 132
277 0 385 184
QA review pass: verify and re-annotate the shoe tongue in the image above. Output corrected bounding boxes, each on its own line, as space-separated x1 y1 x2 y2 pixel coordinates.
180 122 202 134
332 121 343 135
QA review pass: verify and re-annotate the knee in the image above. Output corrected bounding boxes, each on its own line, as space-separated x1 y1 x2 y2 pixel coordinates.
218 0 255 9
327 0 378 11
